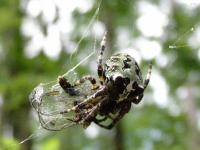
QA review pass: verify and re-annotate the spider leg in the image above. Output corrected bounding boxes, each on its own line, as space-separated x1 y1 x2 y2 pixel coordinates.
79 96 107 126
94 101 132 129
94 113 125 130
98 32 107 85
94 116 108 122
144 62 152 89
81 96 110 128
59 86 108 114
75 75 99 90
81 104 100 128
58 76 79 96
93 118 111 129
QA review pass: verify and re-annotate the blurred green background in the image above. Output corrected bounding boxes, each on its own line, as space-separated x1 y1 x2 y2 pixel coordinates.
0 0 200 150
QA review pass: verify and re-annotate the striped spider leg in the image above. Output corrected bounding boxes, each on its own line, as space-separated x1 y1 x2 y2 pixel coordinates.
97 32 107 85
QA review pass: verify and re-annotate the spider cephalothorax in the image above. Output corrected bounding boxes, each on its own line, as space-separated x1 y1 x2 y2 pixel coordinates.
30 32 152 130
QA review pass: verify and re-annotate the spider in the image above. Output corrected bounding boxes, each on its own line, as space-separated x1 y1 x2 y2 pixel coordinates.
56 32 152 129
30 32 152 130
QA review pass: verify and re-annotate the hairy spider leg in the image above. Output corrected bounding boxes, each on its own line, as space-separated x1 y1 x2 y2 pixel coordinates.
63 98 107 128
81 96 114 128
58 76 79 96
59 86 108 114
93 100 132 129
59 75 99 97
143 62 152 89
98 32 107 85
75 75 99 90
81 104 101 128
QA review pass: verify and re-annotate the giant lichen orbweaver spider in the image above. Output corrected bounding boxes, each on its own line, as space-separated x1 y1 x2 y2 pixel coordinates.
56 32 152 129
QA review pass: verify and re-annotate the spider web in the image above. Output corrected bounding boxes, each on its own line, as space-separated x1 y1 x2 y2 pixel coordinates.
168 24 198 50
29 69 97 131
167 11 200 51
2 1 103 150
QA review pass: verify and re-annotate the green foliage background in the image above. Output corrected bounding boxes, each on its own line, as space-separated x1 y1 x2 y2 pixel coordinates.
0 0 200 150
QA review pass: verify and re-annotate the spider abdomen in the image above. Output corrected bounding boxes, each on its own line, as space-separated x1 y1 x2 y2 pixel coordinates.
104 53 144 101
105 53 143 84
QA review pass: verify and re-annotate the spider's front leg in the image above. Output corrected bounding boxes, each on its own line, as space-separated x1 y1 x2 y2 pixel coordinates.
75 75 99 90
98 32 107 85
58 76 79 96
59 86 108 114
59 75 99 96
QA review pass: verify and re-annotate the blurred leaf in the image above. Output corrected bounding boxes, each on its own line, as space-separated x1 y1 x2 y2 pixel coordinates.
42 138 60 150
0 137 20 150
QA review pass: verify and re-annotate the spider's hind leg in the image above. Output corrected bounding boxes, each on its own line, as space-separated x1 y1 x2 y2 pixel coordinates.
94 101 132 129
144 62 152 89
98 32 107 85
94 116 107 122
94 114 123 130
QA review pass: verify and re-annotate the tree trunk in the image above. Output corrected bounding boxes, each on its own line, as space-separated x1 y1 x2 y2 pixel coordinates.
114 123 124 150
